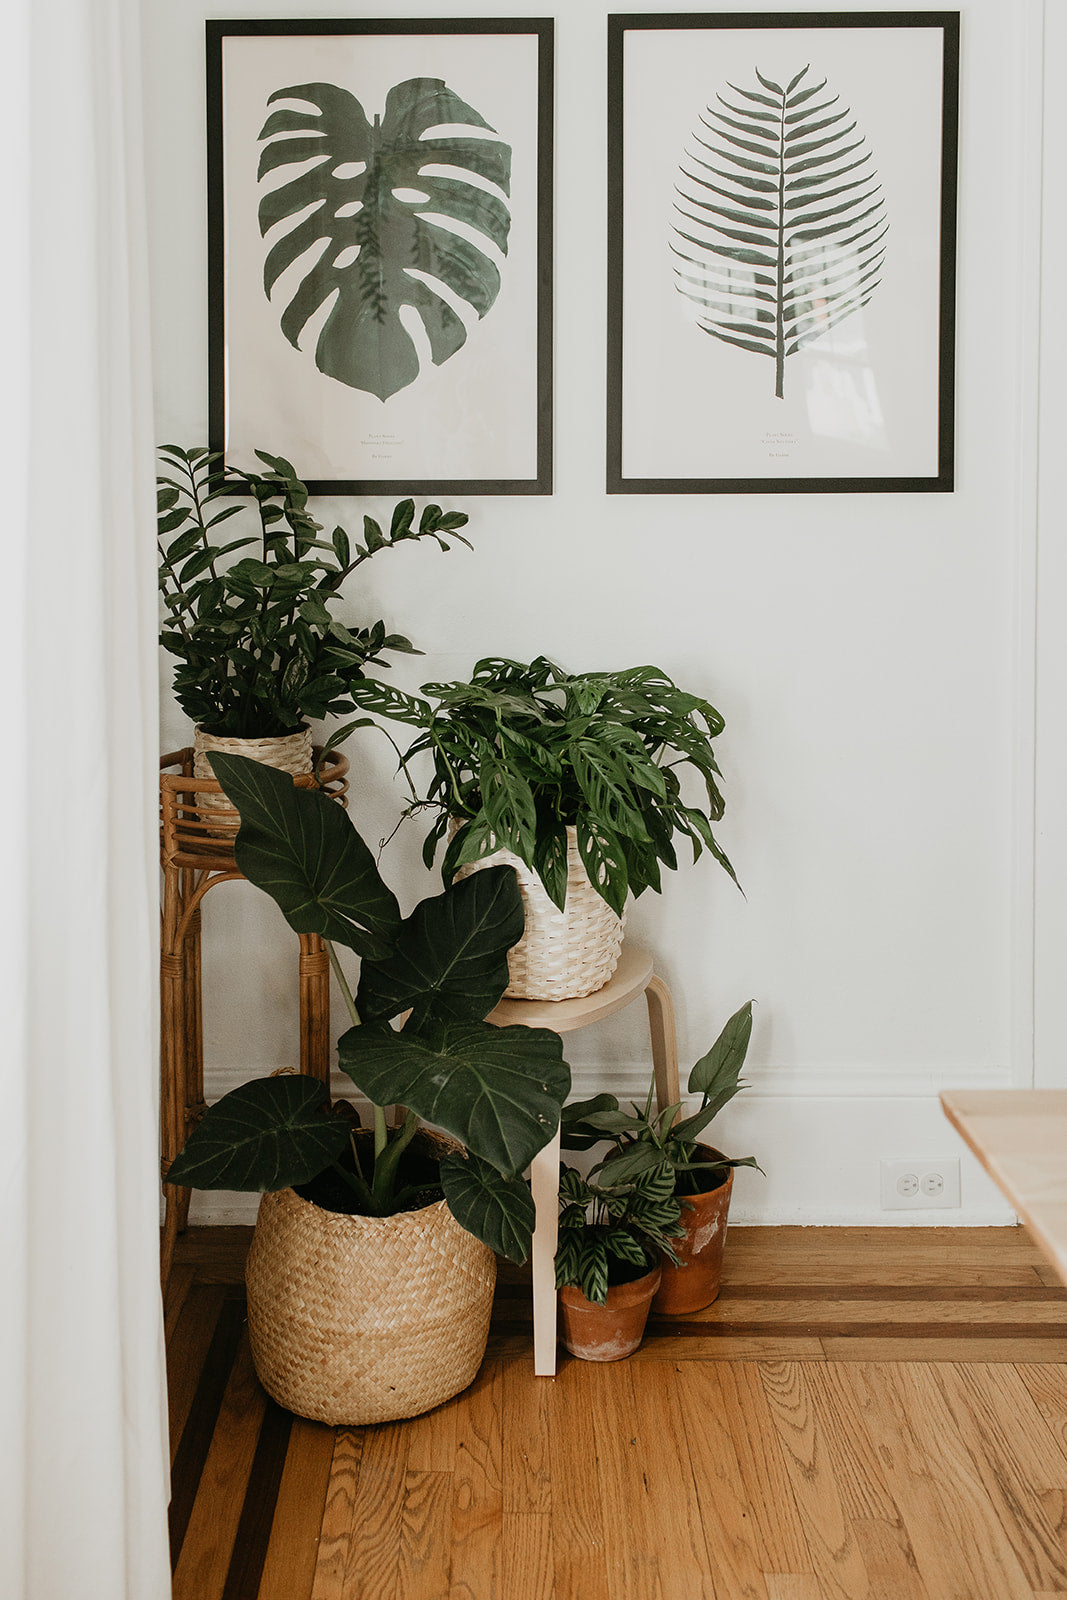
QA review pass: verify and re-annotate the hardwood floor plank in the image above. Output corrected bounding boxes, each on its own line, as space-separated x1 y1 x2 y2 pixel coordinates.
502 1356 552 1515
634 1334 828 1361
726 1263 1050 1287
168 1290 244 1537
848 1517 930 1600
840 1362 1033 1600
546 1361 611 1600
680 1296 1067 1327
167 1282 229 1464
398 1470 454 1600
256 1417 336 1600
712 1362 814 1575
219 1399 292 1600
337 1420 409 1600
449 1359 505 1600
171 1331 267 1600
1017 1363 1067 1455
820 1336 1067 1362
502 1513 554 1600
309 1429 364 1600
757 1361 873 1599
763 1579 823 1600
404 1393 459 1474
673 1363 775 1599
587 1361 668 1600
626 1362 718 1600
164 1263 195 1344
928 1363 1067 1590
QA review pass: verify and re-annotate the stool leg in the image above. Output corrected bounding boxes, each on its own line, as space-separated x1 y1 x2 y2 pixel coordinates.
530 1125 561 1376
645 974 681 1115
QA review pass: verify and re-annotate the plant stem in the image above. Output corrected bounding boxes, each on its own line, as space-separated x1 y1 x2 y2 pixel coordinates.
324 938 390 1159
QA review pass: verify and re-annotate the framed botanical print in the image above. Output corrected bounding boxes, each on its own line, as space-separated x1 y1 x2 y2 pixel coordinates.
607 12 959 493
207 18 553 494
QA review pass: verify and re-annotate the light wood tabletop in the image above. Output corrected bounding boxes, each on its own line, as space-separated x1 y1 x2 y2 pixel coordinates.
941 1089 1067 1286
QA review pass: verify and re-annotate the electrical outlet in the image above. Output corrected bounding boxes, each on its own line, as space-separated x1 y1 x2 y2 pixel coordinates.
880 1157 960 1210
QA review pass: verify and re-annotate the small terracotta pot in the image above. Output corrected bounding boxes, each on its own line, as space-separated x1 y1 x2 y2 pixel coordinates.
558 1263 662 1361
652 1146 734 1315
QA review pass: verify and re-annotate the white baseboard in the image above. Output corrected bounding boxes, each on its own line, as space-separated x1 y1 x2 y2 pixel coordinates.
185 1059 1017 1229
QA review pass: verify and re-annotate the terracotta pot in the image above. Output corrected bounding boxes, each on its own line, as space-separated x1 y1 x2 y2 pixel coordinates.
652 1146 734 1315
558 1263 662 1361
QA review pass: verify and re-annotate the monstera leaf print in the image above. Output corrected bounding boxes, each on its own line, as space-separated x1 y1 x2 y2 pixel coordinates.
671 65 887 399
257 78 512 401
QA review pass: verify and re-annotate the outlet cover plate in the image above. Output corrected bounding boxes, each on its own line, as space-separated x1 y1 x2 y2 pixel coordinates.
880 1157 961 1210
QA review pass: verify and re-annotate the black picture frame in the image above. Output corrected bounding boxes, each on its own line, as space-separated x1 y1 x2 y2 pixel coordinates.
607 11 959 494
207 18 553 495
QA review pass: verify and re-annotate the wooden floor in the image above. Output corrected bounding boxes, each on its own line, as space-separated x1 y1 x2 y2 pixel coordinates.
165 1225 1067 1600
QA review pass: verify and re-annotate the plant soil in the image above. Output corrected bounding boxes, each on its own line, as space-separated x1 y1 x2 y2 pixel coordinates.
295 1127 445 1217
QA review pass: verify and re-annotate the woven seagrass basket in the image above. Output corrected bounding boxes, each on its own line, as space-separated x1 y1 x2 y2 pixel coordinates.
455 826 625 1001
193 726 314 829
245 1144 496 1426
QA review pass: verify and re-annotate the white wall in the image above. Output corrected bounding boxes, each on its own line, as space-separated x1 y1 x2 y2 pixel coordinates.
145 0 1050 1226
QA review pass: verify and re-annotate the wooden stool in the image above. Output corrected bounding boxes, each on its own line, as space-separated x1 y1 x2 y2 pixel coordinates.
487 944 680 1375
158 747 349 1282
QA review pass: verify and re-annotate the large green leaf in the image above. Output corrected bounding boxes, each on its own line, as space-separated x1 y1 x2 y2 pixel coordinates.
165 1075 348 1191
258 78 512 399
210 752 401 960
672 64 887 397
440 1151 537 1262
686 1000 753 1108
356 866 524 1025
337 1019 570 1178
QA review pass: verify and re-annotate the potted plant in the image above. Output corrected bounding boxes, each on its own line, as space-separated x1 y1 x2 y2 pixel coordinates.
554 1163 684 1361
349 655 738 999
561 1001 759 1314
156 445 470 799
166 751 570 1426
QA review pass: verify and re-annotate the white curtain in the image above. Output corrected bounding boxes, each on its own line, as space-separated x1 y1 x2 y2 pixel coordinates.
0 0 170 1594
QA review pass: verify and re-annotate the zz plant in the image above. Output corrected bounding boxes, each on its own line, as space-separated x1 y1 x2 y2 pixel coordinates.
166 753 571 1262
157 446 470 738
349 654 738 917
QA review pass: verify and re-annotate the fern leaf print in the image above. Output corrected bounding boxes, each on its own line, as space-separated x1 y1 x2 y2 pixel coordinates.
671 65 888 399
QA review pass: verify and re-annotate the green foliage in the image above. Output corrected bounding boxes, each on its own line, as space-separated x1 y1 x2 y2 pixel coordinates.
166 754 570 1261
258 79 511 400
157 445 471 737
349 655 738 916
554 1163 685 1307
561 1001 761 1199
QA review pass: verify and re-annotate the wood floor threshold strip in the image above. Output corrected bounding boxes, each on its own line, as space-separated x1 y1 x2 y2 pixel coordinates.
493 1280 1067 1302
219 1399 293 1600
169 1293 247 1568
488 1316 1067 1341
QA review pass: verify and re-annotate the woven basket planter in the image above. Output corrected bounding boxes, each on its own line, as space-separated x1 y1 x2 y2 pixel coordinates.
455 827 625 1001
193 726 314 830
245 1173 496 1426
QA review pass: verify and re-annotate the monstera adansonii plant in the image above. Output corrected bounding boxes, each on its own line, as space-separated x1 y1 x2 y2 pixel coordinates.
671 64 887 399
257 78 512 400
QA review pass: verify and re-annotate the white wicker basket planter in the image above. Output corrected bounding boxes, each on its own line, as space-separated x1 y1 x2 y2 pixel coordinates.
455 826 625 1001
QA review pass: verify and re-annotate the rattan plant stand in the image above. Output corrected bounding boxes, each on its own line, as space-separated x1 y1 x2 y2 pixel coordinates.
158 746 349 1283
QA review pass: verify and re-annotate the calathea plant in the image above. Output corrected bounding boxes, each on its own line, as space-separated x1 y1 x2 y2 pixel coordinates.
554 1164 684 1307
561 1001 760 1197
165 753 571 1261
348 655 738 917
157 445 470 738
